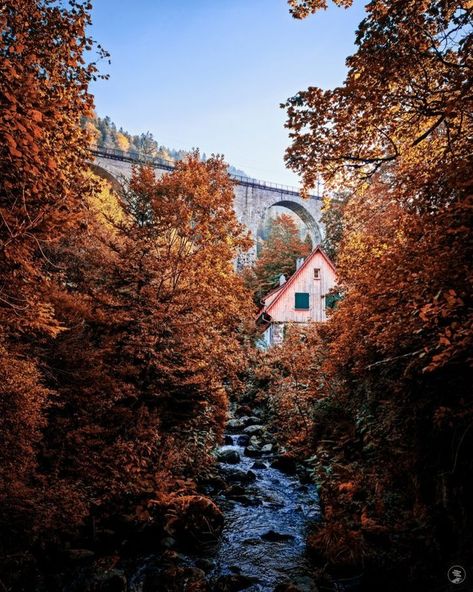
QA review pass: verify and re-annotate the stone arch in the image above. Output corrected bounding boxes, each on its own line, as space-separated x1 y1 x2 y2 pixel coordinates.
89 163 124 194
92 151 325 267
257 199 322 249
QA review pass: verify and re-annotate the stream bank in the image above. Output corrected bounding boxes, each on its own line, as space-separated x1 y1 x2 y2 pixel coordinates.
128 405 323 592
32 407 361 592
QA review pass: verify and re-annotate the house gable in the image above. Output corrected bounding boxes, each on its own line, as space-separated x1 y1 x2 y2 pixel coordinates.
260 247 336 325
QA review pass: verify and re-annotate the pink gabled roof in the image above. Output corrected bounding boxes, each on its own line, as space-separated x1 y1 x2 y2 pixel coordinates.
262 283 284 305
259 246 336 319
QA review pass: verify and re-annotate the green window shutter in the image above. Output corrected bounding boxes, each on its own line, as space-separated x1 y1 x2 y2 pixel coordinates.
295 292 310 309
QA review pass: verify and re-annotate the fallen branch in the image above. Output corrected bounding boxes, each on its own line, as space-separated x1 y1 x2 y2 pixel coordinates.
366 349 424 370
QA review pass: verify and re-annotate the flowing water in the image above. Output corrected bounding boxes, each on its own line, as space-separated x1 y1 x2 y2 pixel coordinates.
129 420 327 592
207 429 322 591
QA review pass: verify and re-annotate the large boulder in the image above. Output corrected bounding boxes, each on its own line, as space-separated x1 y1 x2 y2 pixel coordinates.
244 446 262 458
217 449 240 464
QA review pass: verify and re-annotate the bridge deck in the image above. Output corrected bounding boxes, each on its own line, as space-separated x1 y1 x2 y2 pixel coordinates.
91 146 321 200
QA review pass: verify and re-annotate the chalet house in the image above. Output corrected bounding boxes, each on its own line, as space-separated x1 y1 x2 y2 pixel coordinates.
256 246 337 348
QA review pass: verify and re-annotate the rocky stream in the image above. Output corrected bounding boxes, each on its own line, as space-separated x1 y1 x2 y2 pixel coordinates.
128 408 327 592
58 409 362 592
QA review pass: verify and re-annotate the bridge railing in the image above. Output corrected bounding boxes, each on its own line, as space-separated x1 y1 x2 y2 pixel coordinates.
90 145 321 200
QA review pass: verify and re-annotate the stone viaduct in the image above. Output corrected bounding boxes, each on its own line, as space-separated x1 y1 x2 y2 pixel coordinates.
91 147 324 266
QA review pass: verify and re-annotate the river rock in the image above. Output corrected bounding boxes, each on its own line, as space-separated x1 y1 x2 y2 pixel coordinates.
225 484 246 496
238 415 262 427
200 474 227 493
261 444 273 454
235 404 252 417
271 455 298 475
249 435 262 447
245 416 262 427
228 494 262 507
224 435 234 445
297 466 313 484
244 445 262 458
242 537 262 545
251 461 267 470
227 418 245 432
260 529 295 542
243 424 264 435
237 434 250 446
220 468 256 484
217 449 240 464
214 574 260 591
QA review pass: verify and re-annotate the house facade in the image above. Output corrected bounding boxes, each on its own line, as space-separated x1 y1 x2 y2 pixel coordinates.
256 247 337 348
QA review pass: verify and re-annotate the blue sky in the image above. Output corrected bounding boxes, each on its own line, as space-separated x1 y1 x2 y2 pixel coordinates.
89 0 366 186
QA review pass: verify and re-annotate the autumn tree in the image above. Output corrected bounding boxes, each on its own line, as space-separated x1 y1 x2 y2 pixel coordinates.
245 213 311 304
40 155 253 529
255 323 334 453
0 0 103 542
273 0 473 585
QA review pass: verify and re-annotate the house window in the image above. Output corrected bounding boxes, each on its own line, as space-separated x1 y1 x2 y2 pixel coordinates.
314 268 320 279
295 292 310 309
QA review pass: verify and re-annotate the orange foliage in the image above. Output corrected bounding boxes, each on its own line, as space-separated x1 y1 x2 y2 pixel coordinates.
255 323 334 453
0 0 103 543
244 213 312 304
0 2 252 550
262 0 473 582
40 155 252 529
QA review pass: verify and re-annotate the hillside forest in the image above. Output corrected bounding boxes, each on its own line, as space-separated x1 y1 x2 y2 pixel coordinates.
85 114 248 177
0 1 472 592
